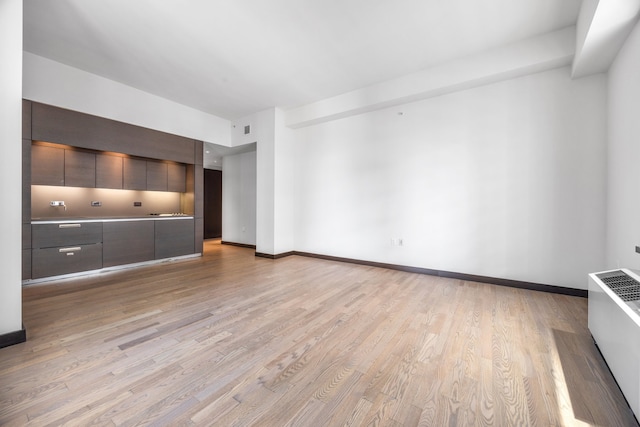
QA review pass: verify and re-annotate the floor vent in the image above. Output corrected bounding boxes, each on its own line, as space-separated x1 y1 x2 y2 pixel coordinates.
596 270 640 302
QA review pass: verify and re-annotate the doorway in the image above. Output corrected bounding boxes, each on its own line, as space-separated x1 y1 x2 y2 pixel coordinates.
203 169 222 239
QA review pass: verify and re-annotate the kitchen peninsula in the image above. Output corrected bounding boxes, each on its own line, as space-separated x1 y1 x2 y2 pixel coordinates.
22 101 204 282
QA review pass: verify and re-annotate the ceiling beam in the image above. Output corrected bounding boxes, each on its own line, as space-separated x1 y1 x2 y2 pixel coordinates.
572 0 640 78
285 27 575 129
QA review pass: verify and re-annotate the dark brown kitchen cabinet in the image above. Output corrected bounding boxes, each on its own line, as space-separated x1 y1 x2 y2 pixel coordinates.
123 158 146 190
31 222 103 279
168 163 186 192
22 249 31 280
65 150 96 188
32 222 102 249
22 224 31 280
32 144 64 186
23 100 32 140
22 140 31 221
32 244 102 279
155 219 194 259
96 154 123 189
146 161 168 191
32 102 196 164
103 221 154 267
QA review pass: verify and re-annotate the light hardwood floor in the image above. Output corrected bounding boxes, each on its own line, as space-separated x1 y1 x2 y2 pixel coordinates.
1 240 637 426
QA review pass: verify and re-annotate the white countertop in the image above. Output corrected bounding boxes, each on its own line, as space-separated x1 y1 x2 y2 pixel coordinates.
32 215 194 224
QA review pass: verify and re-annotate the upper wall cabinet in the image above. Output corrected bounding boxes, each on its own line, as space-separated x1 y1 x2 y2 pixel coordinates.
123 158 147 190
96 154 123 189
168 163 186 193
146 161 168 191
32 144 64 186
65 150 96 188
32 142 187 193
31 102 196 164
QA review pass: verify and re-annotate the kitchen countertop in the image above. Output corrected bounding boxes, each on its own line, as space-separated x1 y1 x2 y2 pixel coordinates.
31 215 194 224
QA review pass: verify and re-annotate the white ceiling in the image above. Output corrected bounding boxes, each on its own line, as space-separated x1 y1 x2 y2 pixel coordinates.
23 0 583 121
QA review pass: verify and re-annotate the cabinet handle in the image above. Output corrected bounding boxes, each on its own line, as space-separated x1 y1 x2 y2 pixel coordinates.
59 224 81 229
59 247 81 253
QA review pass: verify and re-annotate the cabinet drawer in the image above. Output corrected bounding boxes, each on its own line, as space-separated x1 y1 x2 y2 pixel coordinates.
32 243 103 279
32 222 103 249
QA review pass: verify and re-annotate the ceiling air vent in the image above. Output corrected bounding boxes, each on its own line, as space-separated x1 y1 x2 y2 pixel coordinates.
244 125 251 135
596 270 640 302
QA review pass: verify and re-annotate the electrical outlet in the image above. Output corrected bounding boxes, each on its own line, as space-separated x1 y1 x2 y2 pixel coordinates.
134 201 142 207
91 201 102 207
50 201 65 207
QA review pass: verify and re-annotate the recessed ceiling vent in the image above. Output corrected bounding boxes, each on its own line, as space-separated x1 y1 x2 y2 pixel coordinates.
596 270 640 302
244 125 251 135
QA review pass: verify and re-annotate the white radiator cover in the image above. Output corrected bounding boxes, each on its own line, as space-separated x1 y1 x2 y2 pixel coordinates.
588 268 640 418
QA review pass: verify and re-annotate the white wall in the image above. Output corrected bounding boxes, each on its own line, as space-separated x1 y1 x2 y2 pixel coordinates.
607 20 640 271
0 0 23 335
230 108 294 255
252 109 277 254
294 67 607 289
273 109 295 254
222 151 257 245
23 53 231 146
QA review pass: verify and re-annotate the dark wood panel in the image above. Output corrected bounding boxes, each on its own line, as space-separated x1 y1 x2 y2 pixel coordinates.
32 222 103 249
194 140 203 165
194 164 204 219
96 154 123 189
22 100 31 140
103 221 154 267
31 102 196 164
123 158 146 190
193 141 203 220
194 217 204 254
167 163 186 192
22 249 31 280
203 169 222 239
22 139 31 223
65 150 96 188
22 224 31 250
146 161 167 191
32 243 102 279
154 219 194 259
31 144 64 186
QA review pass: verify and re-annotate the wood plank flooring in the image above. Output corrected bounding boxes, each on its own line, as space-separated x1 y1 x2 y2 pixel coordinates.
1 240 637 426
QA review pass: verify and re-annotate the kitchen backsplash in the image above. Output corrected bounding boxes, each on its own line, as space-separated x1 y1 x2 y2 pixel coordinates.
31 185 184 218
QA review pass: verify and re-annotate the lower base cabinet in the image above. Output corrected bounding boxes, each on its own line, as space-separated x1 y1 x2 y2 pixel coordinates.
103 221 155 267
22 249 31 280
32 243 103 279
155 219 194 259
29 218 195 280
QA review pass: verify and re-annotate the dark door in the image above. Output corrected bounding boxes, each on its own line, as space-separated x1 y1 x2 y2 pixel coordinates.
204 169 222 239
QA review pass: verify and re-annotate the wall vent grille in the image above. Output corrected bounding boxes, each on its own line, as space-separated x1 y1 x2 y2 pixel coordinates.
596 270 640 302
